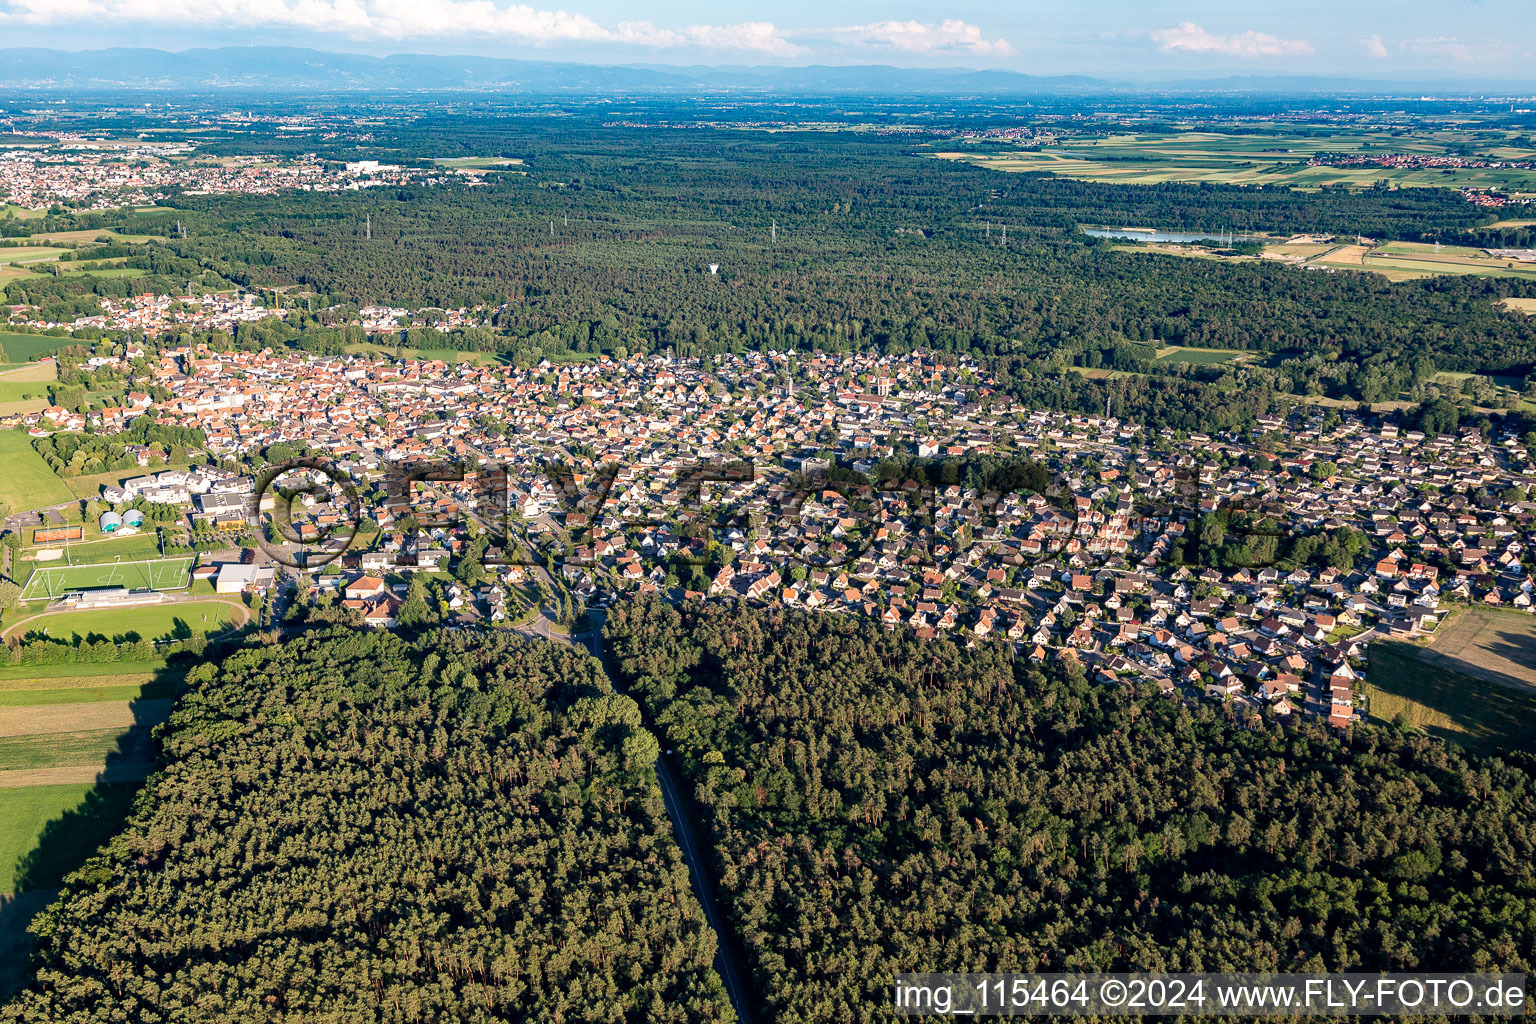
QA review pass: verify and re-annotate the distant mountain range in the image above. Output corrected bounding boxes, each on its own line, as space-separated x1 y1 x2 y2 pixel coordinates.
0 46 1531 96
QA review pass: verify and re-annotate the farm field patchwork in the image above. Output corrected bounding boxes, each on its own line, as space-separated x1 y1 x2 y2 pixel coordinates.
0 248 67 267
19 228 158 245
0 728 137 772
933 129 1536 191
1117 234 1536 282
0 685 175 709
0 660 165 682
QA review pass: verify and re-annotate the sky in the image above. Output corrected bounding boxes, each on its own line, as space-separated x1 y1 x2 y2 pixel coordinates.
0 0 1532 79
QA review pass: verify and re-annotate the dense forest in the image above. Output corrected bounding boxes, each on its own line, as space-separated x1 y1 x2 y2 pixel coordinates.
2 628 732 1023
605 596 1536 1022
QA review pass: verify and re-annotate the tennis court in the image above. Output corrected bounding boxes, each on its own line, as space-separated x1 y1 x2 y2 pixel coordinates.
19 558 194 603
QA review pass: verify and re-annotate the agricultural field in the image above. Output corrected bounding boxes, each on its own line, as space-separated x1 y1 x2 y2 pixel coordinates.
0 247 68 267
0 333 71 364
1504 298 1536 314
1412 605 1536 691
0 431 75 512
1328 241 1536 281
1119 233 1536 282
0 362 54 385
0 784 139 894
934 128 1536 191
0 655 181 995
19 556 193 602
431 156 524 168
0 360 57 416
1366 636 1536 756
1152 345 1246 365
19 228 158 245
2 598 244 643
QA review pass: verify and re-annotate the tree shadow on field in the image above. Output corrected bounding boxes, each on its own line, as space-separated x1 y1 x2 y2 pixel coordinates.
1427 629 1536 695
0 655 195 1001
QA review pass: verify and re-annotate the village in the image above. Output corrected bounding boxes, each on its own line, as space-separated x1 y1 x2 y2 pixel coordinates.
4 291 500 336
0 143 493 211
8 336 1536 736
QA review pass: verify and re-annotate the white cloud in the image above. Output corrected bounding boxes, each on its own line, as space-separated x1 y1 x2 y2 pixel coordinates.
685 21 806 57
1407 37 1478 62
1360 34 1388 59
1150 21 1313 58
0 0 802 53
831 19 1014 57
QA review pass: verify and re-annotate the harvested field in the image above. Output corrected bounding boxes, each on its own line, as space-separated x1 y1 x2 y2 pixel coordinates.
1322 244 1368 265
1417 605 1536 692
0 698 172 738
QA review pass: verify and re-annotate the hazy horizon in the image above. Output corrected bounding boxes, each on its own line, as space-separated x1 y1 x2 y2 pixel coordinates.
0 1 1531 80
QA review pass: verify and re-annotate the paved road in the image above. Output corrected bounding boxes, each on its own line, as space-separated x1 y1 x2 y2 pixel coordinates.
652 746 755 1024
518 608 755 1024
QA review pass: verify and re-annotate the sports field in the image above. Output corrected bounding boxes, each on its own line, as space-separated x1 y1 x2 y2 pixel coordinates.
19 557 193 602
3 599 243 643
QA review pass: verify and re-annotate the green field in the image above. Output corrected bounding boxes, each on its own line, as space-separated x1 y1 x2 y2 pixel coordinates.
0 660 165 682
19 557 192 602
1365 640 1536 755
0 782 139 894
0 381 47 404
0 334 71 364
19 528 166 567
0 729 134 772
344 341 510 365
0 647 173 992
5 599 241 643
1153 345 1245 365
0 431 74 512
432 156 524 168
0 248 67 267
0 682 176 707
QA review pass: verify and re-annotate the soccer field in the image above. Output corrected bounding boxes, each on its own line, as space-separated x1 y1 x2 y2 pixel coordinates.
19 558 194 603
